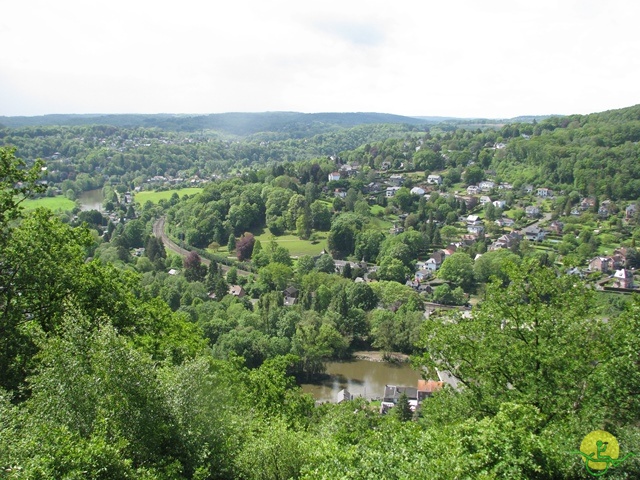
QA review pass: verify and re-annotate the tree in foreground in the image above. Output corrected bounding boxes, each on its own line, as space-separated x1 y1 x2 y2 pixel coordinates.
394 392 413 422
420 260 617 420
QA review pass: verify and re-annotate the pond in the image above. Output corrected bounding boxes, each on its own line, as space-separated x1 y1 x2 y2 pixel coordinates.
77 188 104 211
300 358 423 403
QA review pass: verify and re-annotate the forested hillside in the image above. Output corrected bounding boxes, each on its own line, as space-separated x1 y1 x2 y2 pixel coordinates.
2 105 640 478
0 111 431 135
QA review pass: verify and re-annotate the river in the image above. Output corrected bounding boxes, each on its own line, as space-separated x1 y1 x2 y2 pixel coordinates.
77 188 104 211
300 359 423 403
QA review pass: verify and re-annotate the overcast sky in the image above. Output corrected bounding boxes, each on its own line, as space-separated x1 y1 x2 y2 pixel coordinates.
2 0 639 118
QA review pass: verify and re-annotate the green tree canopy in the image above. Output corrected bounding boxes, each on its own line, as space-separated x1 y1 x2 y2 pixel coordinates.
437 252 475 291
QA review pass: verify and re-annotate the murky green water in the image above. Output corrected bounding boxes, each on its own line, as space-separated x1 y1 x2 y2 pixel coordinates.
77 189 104 211
300 359 422 402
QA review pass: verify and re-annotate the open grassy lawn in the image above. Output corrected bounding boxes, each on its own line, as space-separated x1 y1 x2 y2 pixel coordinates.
252 230 328 257
370 205 385 216
135 187 203 204
368 215 393 231
22 196 76 212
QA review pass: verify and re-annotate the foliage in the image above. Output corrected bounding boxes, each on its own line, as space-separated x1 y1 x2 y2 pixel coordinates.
6 110 640 478
394 392 413 422
420 261 616 421
183 251 207 282
437 251 475 291
0 147 46 232
327 213 363 258
236 232 255 261
473 249 521 284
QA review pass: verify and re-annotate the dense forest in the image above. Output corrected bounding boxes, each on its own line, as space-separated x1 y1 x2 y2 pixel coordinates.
2 106 640 478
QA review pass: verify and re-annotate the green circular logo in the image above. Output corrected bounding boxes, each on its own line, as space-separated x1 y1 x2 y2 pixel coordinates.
571 430 634 477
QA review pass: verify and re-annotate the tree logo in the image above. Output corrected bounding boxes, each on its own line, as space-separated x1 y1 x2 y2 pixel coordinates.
570 430 634 476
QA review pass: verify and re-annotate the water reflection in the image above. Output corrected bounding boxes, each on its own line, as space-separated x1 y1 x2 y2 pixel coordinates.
77 189 104 211
300 359 422 402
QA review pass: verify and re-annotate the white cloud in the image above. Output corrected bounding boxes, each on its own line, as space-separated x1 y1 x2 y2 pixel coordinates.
1 0 639 117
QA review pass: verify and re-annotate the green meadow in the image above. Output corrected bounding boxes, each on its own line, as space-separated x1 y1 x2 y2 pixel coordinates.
21 196 76 212
135 188 203 204
251 231 328 258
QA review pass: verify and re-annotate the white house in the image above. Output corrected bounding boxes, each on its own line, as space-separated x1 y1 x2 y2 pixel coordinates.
328 172 341 181
466 214 481 225
479 180 495 192
613 269 634 289
479 196 492 205
415 269 431 281
427 174 443 185
495 217 515 228
467 185 480 195
410 186 426 196
537 187 551 197
386 186 401 197
467 224 485 235
492 200 506 209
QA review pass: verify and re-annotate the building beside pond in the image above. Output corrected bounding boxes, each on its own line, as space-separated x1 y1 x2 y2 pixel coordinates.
336 389 352 403
380 380 444 414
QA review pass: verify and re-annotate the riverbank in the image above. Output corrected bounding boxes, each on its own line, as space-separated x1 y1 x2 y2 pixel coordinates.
352 350 411 363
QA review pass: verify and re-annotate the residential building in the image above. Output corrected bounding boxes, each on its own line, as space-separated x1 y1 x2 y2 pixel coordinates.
580 198 596 211
381 385 419 413
228 285 246 297
426 251 445 271
589 257 612 273
389 174 404 186
427 174 443 185
613 269 634 289
328 172 341 181
599 201 613 218
467 224 485 235
336 389 352 403
525 205 541 218
386 186 401 197
415 268 431 282
626 204 637 220
479 180 495 192
489 232 521 251
548 221 564 234
522 225 546 242
495 217 515 228
417 379 444 402
466 214 481 225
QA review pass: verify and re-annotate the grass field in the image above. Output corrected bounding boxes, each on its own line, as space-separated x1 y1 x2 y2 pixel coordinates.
252 231 328 257
22 196 76 212
370 205 385 216
135 188 203 204
368 215 394 231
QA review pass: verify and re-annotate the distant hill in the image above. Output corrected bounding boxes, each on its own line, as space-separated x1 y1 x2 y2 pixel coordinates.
0 112 433 136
